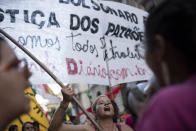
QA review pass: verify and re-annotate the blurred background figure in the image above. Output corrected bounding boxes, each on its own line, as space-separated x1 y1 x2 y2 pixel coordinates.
143 76 160 101
22 122 35 131
120 113 128 123
125 87 145 129
8 125 18 131
136 0 196 130
70 116 78 125
125 114 134 129
33 121 40 131
78 114 88 125
125 77 160 129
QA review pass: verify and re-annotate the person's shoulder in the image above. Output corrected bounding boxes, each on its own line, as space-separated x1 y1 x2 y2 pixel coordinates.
154 87 178 101
136 76 196 131
152 76 196 105
135 85 183 131
118 123 133 131
150 82 188 105
60 124 94 131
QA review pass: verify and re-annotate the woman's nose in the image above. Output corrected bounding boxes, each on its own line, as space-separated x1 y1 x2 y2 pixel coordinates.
104 103 109 106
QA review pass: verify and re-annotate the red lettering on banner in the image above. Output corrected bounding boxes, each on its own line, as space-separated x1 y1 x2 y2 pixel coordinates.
66 58 78 75
65 57 149 80
135 65 146 75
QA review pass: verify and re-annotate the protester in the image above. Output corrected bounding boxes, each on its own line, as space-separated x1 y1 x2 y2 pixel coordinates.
22 122 35 131
0 37 31 130
125 114 134 129
8 124 18 131
126 88 143 129
33 121 40 131
120 113 128 123
136 0 196 130
70 115 78 125
143 76 160 101
48 85 133 131
78 114 88 125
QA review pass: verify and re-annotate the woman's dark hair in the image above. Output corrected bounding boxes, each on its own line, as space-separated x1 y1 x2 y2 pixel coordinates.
0 37 5 63
145 0 196 66
125 89 139 126
110 99 119 123
33 121 39 129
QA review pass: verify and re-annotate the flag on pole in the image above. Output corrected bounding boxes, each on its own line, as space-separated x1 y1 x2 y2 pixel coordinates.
32 84 61 103
86 90 93 104
106 85 123 99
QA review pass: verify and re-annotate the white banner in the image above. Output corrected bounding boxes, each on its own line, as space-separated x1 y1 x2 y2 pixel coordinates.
0 0 152 85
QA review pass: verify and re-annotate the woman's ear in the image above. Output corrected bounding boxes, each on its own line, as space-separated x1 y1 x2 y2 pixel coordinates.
154 35 166 62
145 35 168 87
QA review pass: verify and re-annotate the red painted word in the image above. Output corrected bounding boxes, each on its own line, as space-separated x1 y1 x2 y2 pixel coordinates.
66 57 148 81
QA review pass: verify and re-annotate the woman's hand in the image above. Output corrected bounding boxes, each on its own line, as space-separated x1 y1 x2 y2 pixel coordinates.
61 84 73 102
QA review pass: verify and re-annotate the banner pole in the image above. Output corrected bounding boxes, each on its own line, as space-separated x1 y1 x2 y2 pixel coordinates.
101 36 114 100
105 57 114 100
0 28 102 131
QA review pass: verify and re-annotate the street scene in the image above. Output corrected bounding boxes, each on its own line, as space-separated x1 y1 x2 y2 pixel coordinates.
0 0 195 131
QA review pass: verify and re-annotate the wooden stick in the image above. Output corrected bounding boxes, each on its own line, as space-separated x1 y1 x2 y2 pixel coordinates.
105 58 114 100
102 36 114 100
0 28 102 131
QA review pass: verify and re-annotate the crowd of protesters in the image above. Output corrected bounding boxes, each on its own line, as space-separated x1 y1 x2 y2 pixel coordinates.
8 121 40 131
1 0 196 130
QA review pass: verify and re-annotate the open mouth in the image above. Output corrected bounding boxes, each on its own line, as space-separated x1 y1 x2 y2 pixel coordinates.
104 107 110 111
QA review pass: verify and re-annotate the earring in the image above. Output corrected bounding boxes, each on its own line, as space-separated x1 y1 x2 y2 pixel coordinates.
161 62 170 86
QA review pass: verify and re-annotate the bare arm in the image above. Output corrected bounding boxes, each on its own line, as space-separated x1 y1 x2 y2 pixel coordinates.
48 101 69 131
48 84 72 131
48 101 93 131
48 85 94 131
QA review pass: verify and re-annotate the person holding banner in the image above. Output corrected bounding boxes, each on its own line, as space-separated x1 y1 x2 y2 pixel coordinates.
136 0 196 130
48 85 133 131
0 37 31 130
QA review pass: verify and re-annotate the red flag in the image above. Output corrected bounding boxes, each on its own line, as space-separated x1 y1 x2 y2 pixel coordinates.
106 85 123 99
